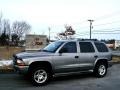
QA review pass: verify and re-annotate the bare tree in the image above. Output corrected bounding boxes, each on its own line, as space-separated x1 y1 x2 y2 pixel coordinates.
2 19 11 35
0 13 31 46
12 21 31 40
0 13 3 35
0 13 11 36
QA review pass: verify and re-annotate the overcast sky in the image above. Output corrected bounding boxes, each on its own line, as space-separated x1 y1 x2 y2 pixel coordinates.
0 0 120 40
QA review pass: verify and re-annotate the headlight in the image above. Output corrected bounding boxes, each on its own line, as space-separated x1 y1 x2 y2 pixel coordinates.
16 59 25 66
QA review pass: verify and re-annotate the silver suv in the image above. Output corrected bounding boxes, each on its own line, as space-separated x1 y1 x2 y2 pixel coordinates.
13 39 112 86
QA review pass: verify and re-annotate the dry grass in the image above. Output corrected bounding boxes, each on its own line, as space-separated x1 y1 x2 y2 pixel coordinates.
0 46 25 60
112 56 120 62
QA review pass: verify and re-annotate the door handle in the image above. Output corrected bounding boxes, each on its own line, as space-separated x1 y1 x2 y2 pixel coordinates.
94 55 98 58
75 56 79 58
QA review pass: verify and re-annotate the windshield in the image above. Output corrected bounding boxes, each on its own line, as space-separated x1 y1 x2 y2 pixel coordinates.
43 41 64 53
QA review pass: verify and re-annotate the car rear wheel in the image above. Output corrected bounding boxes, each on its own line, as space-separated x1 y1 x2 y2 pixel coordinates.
94 62 107 78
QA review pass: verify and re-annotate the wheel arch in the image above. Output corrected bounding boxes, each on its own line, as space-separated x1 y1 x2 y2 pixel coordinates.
28 61 54 75
94 59 108 68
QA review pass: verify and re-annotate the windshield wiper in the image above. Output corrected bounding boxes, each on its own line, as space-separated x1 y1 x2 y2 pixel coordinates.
42 49 53 52
42 50 50 52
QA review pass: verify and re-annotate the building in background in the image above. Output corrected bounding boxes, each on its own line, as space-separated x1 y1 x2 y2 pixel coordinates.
115 40 120 49
25 34 48 51
105 40 120 50
106 44 114 49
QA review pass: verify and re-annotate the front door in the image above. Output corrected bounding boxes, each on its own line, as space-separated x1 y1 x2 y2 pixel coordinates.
53 42 79 73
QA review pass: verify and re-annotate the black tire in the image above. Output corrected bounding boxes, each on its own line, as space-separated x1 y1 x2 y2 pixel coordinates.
93 62 107 78
30 67 51 86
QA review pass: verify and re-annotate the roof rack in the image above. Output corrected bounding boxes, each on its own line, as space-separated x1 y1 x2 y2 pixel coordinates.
76 38 98 41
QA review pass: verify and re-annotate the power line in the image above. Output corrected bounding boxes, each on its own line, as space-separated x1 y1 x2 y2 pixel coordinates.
71 11 120 27
74 11 120 29
76 30 120 35
76 28 120 36
94 11 120 21
93 20 120 27
92 33 120 34
93 29 120 33
92 27 120 32
76 20 120 30
77 27 120 33
75 32 120 39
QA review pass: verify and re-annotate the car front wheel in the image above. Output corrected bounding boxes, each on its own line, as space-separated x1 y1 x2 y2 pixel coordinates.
31 67 51 86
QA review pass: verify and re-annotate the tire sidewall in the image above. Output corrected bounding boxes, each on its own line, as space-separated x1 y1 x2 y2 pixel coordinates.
94 62 107 78
31 67 50 86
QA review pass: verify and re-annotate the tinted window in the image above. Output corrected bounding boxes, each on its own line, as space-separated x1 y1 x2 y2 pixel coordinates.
79 42 95 53
60 42 77 53
95 42 108 52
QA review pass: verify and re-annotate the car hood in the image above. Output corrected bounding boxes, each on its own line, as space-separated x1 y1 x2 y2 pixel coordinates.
15 51 54 59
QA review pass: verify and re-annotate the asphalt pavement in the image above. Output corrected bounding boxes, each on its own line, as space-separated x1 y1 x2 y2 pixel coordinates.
0 64 120 90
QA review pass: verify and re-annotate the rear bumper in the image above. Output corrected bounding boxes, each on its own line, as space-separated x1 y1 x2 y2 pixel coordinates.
14 65 29 74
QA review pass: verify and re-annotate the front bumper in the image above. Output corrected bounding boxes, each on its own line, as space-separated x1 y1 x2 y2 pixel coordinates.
14 65 29 74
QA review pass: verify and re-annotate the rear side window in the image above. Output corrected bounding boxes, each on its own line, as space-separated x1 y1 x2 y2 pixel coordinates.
94 42 108 52
79 42 95 53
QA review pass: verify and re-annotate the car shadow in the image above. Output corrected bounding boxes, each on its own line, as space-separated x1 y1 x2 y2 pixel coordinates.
50 72 94 84
20 72 94 86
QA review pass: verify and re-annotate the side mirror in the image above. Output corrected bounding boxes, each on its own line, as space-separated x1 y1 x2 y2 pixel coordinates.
59 48 68 53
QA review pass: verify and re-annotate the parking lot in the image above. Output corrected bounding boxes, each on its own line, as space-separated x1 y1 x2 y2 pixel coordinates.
0 64 119 90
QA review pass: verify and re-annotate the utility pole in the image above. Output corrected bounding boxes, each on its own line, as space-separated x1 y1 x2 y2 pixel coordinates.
48 27 51 42
88 20 94 39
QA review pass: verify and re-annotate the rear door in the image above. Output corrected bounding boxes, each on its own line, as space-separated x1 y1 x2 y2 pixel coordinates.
94 42 111 60
78 42 96 70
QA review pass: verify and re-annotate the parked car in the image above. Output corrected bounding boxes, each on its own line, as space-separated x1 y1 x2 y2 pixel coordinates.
13 39 112 86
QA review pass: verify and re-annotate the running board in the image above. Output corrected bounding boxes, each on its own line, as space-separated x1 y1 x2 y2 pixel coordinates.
53 70 93 77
